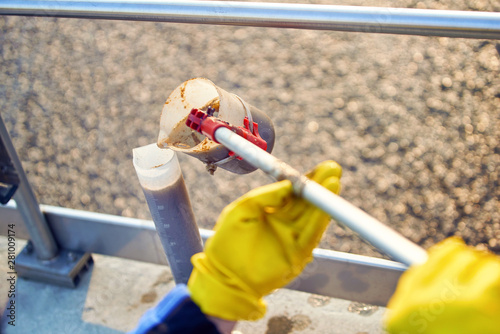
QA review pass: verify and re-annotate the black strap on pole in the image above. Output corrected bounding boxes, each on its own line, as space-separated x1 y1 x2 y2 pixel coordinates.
0 134 20 204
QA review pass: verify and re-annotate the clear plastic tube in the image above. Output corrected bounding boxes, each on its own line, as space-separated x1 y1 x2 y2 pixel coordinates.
133 143 203 284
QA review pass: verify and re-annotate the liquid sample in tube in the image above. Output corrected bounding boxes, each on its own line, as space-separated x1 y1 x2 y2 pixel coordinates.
133 144 203 285
141 176 203 284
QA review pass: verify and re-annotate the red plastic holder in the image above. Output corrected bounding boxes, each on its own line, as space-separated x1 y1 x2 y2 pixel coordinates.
186 108 267 160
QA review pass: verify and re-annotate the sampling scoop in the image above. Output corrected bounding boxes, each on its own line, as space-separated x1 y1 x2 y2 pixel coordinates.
157 78 275 175
185 108 428 267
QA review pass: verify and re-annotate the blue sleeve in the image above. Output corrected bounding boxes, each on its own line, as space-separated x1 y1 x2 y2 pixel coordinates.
128 284 221 334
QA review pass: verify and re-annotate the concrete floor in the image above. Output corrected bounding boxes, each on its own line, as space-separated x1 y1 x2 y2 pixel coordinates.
0 237 387 334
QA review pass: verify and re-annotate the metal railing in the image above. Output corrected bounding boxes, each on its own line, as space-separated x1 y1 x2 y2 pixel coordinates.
1 0 499 39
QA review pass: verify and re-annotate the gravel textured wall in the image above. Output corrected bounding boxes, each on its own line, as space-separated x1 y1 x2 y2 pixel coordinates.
1 0 499 258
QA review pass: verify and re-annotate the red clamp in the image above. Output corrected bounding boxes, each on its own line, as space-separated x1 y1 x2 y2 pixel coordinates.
186 108 267 160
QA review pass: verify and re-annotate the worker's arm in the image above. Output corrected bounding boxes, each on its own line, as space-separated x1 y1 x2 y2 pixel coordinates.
128 284 222 334
385 237 500 334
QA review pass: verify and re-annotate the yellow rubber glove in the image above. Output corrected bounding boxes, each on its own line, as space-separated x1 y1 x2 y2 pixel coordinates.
385 237 500 334
188 160 342 321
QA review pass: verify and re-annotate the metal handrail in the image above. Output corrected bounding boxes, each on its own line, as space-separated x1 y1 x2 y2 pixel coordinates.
0 0 499 39
0 201 406 306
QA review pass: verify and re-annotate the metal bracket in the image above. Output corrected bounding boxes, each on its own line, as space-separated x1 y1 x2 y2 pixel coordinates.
15 241 93 288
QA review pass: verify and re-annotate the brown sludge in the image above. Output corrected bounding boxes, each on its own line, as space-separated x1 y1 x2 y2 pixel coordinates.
163 97 221 149
141 176 202 283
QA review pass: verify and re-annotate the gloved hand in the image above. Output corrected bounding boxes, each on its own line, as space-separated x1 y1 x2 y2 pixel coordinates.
188 160 342 321
385 237 500 334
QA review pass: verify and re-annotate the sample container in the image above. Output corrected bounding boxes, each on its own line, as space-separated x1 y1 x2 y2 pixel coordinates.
157 77 275 174
133 143 203 284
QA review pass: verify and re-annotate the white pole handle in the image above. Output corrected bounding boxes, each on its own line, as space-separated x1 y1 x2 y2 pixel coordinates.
214 126 428 266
